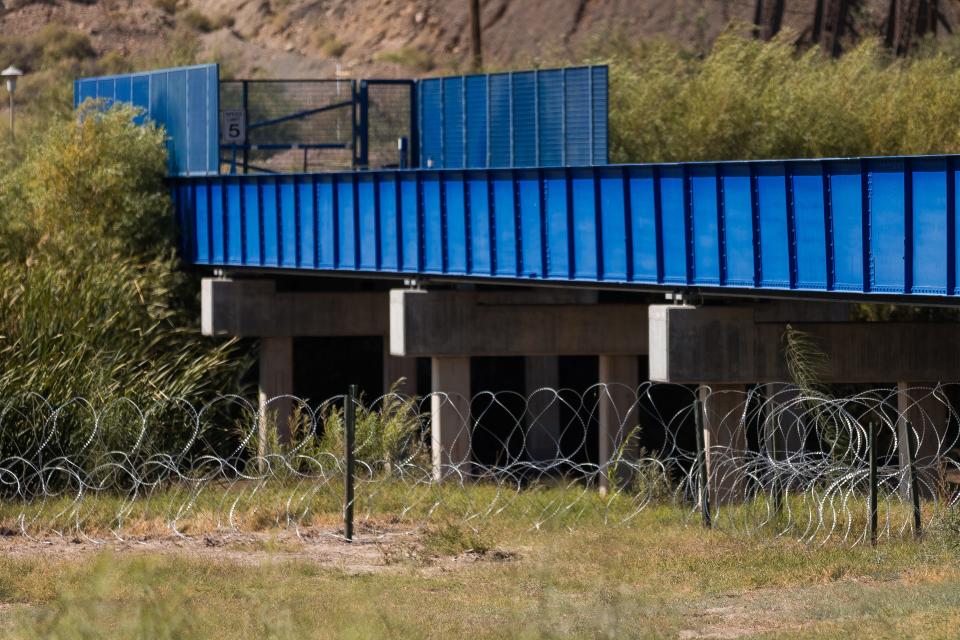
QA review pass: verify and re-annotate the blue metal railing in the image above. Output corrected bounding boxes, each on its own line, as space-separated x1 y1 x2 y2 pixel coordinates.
171 155 960 301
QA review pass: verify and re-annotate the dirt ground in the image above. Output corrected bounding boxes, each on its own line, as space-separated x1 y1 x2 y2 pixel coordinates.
0 526 515 575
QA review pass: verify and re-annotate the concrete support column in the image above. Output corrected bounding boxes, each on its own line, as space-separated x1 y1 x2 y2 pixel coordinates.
598 355 639 495
383 348 417 397
897 382 945 498
525 356 561 463
431 357 472 481
699 384 748 505
258 336 294 452
763 383 806 460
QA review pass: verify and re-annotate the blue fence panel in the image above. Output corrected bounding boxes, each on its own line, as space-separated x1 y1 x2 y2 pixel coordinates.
173 154 960 302
418 66 608 169
74 64 219 176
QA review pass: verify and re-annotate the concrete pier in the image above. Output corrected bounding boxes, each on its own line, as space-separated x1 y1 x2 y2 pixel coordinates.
431 356 472 481
897 382 946 497
598 356 640 495
699 384 749 505
258 336 294 451
525 356 561 463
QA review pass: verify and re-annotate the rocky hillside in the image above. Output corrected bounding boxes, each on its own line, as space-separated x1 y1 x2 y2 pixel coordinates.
2 0 950 80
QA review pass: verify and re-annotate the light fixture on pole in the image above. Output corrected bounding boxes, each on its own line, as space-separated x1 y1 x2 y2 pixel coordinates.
2 66 24 142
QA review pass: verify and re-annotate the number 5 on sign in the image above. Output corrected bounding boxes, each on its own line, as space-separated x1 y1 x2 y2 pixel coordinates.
221 110 246 144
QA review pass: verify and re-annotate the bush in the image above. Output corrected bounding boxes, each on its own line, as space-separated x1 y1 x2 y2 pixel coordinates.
152 0 179 15
375 47 434 72
603 32 960 162
0 104 247 457
0 24 96 74
179 9 214 33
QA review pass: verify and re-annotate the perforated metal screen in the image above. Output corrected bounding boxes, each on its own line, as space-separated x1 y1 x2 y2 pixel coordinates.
73 64 219 176
417 66 608 169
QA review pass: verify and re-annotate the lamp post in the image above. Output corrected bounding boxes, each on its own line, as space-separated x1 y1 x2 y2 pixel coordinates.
2 66 23 142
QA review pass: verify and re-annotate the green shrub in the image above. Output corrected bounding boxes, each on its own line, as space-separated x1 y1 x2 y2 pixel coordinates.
179 9 215 33
252 384 426 471
603 32 960 162
0 104 247 458
311 28 347 58
0 25 95 74
317 387 426 468
151 0 179 15
375 47 434 72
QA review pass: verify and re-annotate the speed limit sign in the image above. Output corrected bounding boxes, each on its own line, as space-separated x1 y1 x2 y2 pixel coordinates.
221 110 246 144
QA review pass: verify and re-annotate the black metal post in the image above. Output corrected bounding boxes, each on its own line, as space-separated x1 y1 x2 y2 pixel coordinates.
241 80 249 174
694 396 711 529
869 421 878 546
344 384 357 542
358 81 369 168
906 419 923 538
409 80 419 169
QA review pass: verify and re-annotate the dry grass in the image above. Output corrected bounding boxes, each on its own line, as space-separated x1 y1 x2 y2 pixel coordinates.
0 488 959 638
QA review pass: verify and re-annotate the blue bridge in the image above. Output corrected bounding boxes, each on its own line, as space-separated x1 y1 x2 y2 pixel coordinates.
76 63 960 304
73 63 960 489
170 157 960 301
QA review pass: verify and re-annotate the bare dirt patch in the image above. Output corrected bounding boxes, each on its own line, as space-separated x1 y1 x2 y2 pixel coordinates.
0 526 517 575
677 586 830 639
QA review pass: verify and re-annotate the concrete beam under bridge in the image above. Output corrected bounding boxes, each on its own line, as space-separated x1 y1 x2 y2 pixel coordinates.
202 278 417 445
649 304 959 384
202 278 388 338
389 289 647 357
651 303 956 505
391 288 648 487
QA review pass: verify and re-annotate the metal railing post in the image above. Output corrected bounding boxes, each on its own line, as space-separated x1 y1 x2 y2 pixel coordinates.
344 384 357 542
241 80 249 174
358 81 369 168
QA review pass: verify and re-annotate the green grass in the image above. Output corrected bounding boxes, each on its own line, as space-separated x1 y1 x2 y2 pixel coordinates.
0 482 959 637
1 502 960 638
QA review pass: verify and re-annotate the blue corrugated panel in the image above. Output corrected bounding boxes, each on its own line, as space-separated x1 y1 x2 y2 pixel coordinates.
464 75 488 167
173 154 960 301
418 79 443 168
537 69 564 166
591 66 609 165
74 64 219 176
418 65 608 169
488 74 512 167
441 77 465 169
511 72 536 167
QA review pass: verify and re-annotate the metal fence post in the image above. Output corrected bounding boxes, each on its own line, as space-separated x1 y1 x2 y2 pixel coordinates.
358 81 369 168
868 421 878 546
694 395 711 529
241 80 249 174
344 384 357 542
906 419 923 538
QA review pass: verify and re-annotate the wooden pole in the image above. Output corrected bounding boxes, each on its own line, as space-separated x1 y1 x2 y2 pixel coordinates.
468 0 482 71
